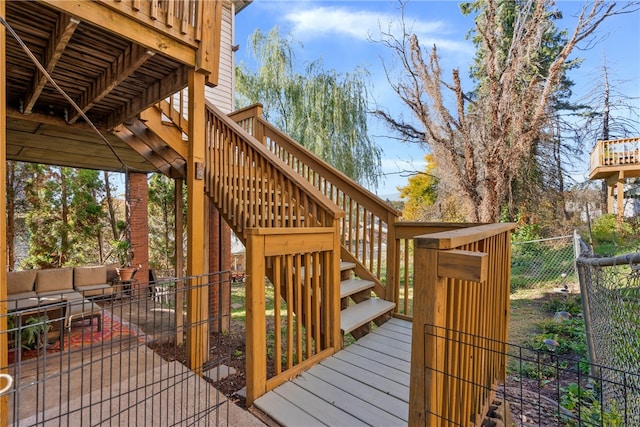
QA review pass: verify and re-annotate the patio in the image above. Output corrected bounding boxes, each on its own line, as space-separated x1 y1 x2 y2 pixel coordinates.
2 274 265 426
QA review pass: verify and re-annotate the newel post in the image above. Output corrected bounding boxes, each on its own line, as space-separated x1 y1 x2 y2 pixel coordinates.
409 238 448 426
245 231 267 406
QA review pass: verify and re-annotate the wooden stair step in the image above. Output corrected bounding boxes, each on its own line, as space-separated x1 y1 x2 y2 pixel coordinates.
341 299 395 335
340 278 375 299
340 261 356 272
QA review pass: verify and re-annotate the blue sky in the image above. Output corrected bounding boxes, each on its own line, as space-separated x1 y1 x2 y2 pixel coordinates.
234 1 640 198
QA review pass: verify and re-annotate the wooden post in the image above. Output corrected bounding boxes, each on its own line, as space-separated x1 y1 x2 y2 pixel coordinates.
175 178 184 345
409 241 448 426
385 212 397 304
331 219 342 349
616 177 624 223
186 69 209 372
245 232 266 406
1 2 9 422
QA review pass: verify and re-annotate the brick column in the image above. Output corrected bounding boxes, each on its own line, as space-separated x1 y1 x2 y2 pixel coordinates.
128 172 149 285
209 199 231 332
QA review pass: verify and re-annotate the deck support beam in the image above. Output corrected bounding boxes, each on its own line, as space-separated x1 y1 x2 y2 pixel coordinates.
1 1 9 422
185 69 209 372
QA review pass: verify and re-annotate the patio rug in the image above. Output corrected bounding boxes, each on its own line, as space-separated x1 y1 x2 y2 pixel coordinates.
11 309 145 363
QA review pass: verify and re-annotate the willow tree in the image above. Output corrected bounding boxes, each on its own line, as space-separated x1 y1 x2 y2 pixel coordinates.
375 0 630 222
236 28 382 189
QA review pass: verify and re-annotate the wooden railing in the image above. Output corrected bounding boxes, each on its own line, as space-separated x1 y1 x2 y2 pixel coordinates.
205 102 344 239
156 95 344 240
590 137 640 172
230 105 402 300
393 222 473 318
97 0 204 46
157 95 345 405
245 227 341 406
408 223 515 426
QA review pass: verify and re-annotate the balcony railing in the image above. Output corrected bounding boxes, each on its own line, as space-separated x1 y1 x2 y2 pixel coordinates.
590 137 640 174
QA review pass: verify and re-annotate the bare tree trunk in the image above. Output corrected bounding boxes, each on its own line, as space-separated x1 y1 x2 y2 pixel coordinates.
601 67 610 213
104 171 119 240
60 168 69 266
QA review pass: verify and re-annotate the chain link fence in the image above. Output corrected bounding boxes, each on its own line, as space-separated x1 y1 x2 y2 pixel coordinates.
576 241 640 423
511 235 577 291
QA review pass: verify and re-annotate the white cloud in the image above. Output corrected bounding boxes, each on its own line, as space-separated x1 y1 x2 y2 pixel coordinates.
284 6 471 54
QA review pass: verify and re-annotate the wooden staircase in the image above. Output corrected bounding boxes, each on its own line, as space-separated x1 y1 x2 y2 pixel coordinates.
142 99 396 343
339 262 395 340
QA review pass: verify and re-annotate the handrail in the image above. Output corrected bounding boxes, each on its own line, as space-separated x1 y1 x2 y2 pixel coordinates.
205 102 344 239
155 94 344 241
590 137 640 172
230 104 401 299
409 222 516 426
392 222 474 317
96 0 202 46
245 227 341 406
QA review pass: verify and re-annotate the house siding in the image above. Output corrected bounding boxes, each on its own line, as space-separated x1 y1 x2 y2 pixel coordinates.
205 1 234 113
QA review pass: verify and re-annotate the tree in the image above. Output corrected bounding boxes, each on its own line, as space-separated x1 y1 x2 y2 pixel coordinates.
148 173 182 270
236 27 382 189
375 0 631 222
397 155 438 220
22 166 107 268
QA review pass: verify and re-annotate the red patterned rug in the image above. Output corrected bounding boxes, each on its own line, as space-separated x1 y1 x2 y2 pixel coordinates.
10 309 145 363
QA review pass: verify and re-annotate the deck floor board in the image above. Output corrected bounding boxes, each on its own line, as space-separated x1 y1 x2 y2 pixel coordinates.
254 318 412 426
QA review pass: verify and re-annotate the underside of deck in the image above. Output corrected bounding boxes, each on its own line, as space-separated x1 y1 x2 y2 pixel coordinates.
254 318 412 427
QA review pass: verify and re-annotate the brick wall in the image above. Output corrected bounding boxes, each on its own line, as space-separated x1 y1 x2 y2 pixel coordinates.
128 173 149 282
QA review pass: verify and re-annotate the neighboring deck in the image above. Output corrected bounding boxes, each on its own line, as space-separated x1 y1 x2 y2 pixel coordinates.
254 318 412 427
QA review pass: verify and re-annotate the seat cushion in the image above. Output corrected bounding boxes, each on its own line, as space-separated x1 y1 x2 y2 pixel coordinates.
7 270 37 295
75 283 114 297
73 266 107 287
35 268 74 294
37 290 84 300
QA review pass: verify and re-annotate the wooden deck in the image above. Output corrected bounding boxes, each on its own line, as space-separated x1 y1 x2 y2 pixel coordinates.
254 318 412 426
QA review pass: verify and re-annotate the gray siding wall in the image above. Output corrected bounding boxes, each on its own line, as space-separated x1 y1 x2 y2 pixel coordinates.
205 1 235 113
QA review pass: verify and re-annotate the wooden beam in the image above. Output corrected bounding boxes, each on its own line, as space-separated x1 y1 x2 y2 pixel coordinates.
105 64 189 129
117 118 186 174
41 0 198 65
139 106 188 159
245 233 267 406
185 69 208 372
196 0 223 87
112 125 181 178
69 44 154 124
438 250 488 283
1 2 9 422
23 14 80 114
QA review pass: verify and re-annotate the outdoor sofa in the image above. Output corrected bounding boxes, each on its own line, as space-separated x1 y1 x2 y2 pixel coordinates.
6 265 118 331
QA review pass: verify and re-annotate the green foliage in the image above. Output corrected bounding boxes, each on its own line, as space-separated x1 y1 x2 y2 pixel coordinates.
148 173 182 270
526 317 587 356
9 315 51 350
236 27 382 188
22 165 106 268
398 155 438 220
584 214 640 257
560 383 623 426
112 239 133 267
542 294 582 317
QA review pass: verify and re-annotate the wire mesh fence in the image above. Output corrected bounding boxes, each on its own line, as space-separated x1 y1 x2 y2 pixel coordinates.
576 247 640 424
1 272 238 426
423 324 640 426
511 235 577 291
